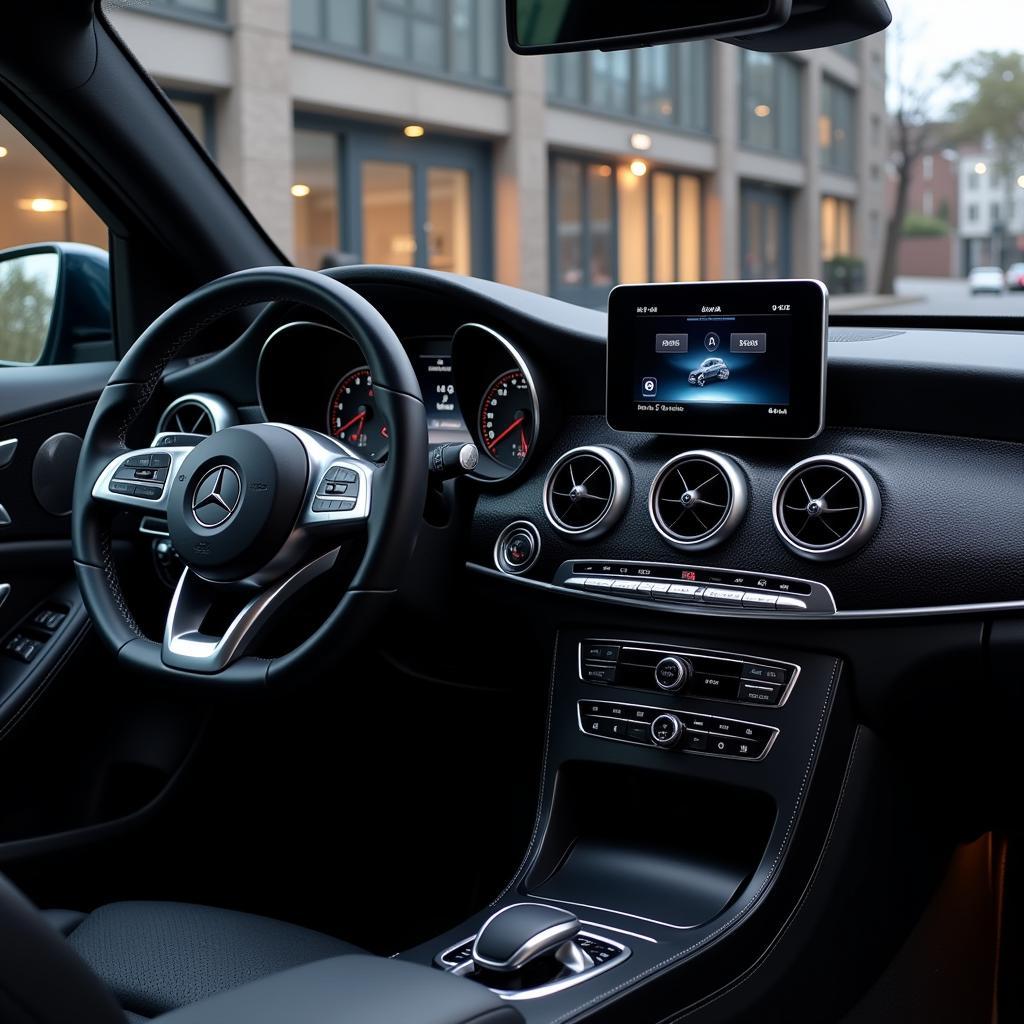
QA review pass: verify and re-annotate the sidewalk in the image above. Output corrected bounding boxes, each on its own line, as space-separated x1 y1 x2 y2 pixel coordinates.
829 292 922 313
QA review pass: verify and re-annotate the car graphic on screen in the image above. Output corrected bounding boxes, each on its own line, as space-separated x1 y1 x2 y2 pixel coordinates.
688 357 731 386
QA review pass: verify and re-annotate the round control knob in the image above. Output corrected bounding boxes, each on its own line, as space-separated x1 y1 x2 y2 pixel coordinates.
495 521 540 575
651 713 684 749
655 656 692 692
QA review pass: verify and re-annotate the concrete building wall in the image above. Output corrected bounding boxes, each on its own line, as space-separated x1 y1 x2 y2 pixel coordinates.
107 5 887 297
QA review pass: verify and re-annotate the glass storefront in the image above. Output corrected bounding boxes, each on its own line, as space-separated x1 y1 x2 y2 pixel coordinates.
821 196 855 260
552 155 702 306
292 120 488 275
741 183 791 278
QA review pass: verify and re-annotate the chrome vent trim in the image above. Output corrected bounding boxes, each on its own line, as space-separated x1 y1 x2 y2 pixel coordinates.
772 455 880 561
649 451 747 551
543 446 631 541
158 393 237 438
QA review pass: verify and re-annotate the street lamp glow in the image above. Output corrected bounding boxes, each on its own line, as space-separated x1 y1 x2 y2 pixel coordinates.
290 184 311 197
1018 175 1024 189
629 131 653 152
403 124 426 138
629 159 648 177
974 162 987 175
0 147 8 158
754 104 772 118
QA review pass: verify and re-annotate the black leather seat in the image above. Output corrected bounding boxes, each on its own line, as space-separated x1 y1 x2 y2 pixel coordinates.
52 900 363 1020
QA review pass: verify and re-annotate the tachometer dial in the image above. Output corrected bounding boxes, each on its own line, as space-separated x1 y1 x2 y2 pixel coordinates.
328 366 390 461
479 370 534 470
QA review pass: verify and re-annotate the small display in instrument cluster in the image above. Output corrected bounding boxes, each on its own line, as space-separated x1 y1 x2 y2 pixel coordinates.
411 339 472 445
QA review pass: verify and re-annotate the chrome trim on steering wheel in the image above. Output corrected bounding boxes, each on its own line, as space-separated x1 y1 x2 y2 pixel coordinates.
162 547 340 672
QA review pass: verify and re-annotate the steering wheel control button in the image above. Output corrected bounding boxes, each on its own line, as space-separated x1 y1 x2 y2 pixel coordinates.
651 713 684 748
134 484 164 501
494 521 540 576
655 656 692 692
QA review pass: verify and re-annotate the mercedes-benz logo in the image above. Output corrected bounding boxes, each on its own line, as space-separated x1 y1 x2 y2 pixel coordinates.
191 465 241 528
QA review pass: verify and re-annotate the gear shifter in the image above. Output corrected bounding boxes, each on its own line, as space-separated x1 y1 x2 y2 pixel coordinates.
472 904 590 975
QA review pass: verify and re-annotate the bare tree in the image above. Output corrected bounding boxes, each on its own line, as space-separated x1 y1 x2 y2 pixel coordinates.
878 26 940 295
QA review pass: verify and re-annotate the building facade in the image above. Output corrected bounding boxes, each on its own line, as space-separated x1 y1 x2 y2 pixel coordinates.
100 0 886 303
888 146 960 278
957 144 1024 270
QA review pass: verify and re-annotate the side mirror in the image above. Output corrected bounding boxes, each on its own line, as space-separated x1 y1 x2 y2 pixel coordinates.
0 242 112 366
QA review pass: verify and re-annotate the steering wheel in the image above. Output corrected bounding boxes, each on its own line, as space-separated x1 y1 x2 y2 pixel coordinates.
72 267 427 687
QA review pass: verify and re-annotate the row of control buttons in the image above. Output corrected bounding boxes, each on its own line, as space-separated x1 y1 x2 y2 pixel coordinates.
3 604 69 664
571 561 813 596
111 452 173 500
579 700 776 760
581 641 793 707
564 575 808 612
312 466 360 514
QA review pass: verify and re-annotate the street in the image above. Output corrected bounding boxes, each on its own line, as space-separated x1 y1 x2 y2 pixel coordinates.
864 276 1024 318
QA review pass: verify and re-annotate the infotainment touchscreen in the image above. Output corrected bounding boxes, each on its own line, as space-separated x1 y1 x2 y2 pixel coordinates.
606 280 827 440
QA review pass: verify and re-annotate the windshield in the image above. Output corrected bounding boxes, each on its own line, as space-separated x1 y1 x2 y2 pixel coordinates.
29 2 1024 322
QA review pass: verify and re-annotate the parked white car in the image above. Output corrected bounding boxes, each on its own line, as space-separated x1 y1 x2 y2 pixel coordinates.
968 266 1006 295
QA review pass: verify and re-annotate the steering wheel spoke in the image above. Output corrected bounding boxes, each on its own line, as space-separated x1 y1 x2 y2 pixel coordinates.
91 445 195 514
163 547 341 672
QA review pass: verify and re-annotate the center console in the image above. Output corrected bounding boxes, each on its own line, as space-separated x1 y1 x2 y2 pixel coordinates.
403 623 853 1022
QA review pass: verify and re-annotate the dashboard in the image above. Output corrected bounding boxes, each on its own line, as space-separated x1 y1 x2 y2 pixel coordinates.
165 265 1024 625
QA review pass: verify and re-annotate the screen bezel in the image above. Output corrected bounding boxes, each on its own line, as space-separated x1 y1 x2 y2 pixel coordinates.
606 279 828 441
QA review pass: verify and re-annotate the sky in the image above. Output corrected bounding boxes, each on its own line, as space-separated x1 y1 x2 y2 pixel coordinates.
886 0 1022 116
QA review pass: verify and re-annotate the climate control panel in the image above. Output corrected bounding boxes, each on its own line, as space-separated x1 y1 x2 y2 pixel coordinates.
580 639 798 707
578 699 778 761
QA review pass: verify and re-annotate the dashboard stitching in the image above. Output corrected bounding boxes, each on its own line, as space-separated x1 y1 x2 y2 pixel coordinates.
490 631 559 905
549 656 841 1023
665 727 864 1023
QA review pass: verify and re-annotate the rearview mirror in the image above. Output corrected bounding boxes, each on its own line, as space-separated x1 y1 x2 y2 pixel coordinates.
506 0 792 54
0 243 111 366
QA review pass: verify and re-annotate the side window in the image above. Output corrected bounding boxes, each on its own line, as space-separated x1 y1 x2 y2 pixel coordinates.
0 114 114 365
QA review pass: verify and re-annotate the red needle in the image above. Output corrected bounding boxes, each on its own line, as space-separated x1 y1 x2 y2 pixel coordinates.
487 416 524 452
519 426 529 455
337 411 366 436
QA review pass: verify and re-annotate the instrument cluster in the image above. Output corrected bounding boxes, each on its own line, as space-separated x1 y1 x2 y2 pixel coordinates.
257 320 542 482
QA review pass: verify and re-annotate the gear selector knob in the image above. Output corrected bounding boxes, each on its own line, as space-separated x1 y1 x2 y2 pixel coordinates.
472 903 581 973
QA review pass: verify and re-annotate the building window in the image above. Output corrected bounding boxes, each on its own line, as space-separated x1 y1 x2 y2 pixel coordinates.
834 41 859 61
821 196 854 260
741 52 801 158
967 203 979 222
548 42 711 135
741 184 791 278
147 0 226 20
991 201 1002 222
293 129 342 270
922 189 933 216
292 120 488 275
552 154 701 305
292 0 503 84
922 155 934 181
820 77 855 174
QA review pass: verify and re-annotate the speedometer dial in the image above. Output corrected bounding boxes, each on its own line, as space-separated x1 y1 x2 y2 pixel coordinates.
479 370 534 470
328 366 390 462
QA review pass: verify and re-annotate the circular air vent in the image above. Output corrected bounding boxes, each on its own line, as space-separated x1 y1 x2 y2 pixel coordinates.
157 393 236 438
649 451 747 550
543 446 631 541
773 455 880 561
